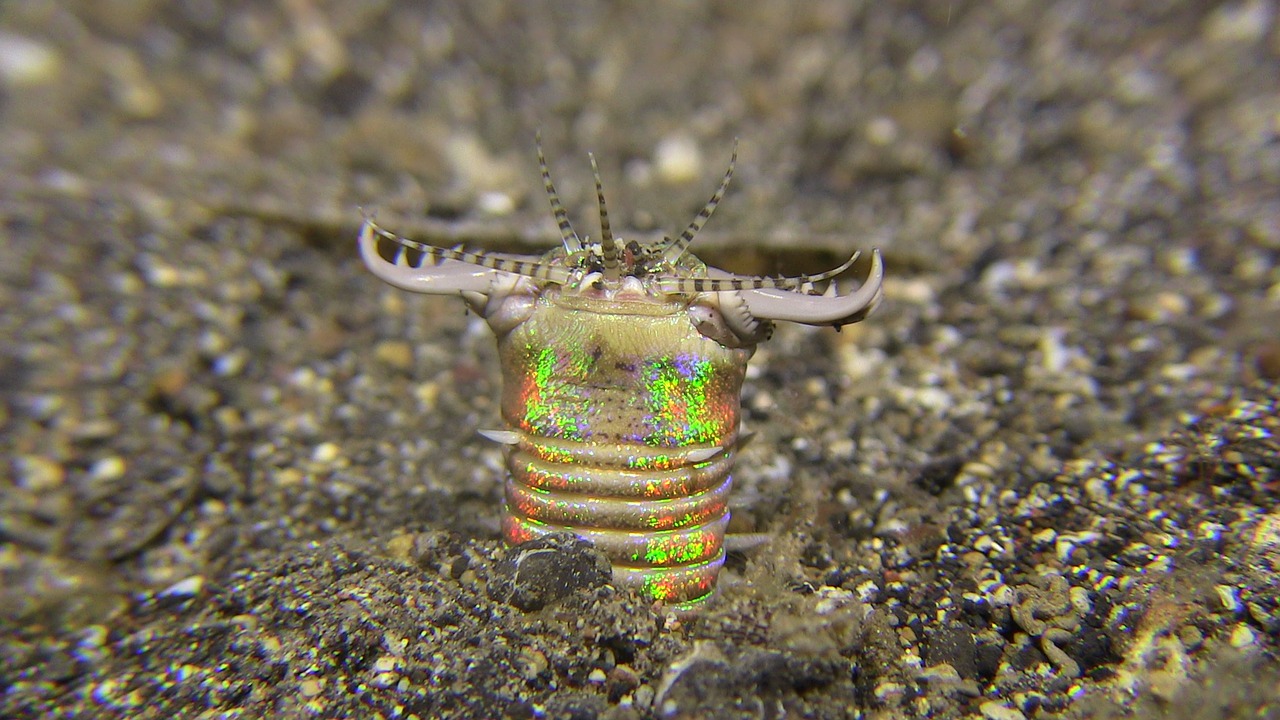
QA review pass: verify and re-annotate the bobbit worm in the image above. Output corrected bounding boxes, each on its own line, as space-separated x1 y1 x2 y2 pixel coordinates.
359 137 883 609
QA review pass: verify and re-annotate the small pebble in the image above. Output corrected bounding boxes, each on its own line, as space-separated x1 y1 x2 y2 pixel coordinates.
980 700 1027 720
607 665 641 701
90 456 127 481
1215 585 1242 613
299 678 324 698
0 32 61 86
1032 528 1057 547
517 648 548 681
16 455 65 491
476 191 515 216
653 134 702 184
311 442 340 464
632 685 654 708
918 664 961 683
375 340 414 370
1229 625 1256 648
873 681 905 701
158 576 205 599
865 116 899 146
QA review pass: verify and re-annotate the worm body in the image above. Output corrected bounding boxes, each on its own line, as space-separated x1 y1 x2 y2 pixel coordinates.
359 138 883 608
498 294 750 604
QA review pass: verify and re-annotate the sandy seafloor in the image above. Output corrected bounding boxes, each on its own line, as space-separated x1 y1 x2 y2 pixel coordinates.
1 2 1279 718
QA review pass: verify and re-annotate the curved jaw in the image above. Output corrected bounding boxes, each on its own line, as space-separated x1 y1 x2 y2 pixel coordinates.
738 248 884 328
362 211 885 334
359 138 885 339
359 219 506 295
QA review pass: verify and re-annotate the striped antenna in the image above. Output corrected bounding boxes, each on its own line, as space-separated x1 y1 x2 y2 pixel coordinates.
656 252 859 294
365 220 572 284
537 131 583 253
660 138 738 264
589 153 621 281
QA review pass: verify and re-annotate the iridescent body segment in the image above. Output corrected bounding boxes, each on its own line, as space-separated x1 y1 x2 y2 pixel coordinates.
500 300 750 604
358 136 884 608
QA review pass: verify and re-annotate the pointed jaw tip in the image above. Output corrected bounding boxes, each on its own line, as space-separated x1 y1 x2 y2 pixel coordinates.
739 249 884 327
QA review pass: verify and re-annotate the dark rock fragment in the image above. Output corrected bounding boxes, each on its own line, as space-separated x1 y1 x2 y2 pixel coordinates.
489 532 612 612
924 622 979 680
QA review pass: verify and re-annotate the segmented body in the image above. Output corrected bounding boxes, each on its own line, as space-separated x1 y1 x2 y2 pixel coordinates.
359 137 884 609
498 291 750 604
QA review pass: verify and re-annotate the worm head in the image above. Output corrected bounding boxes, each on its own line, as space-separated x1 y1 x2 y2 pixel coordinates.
358 136 884 346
